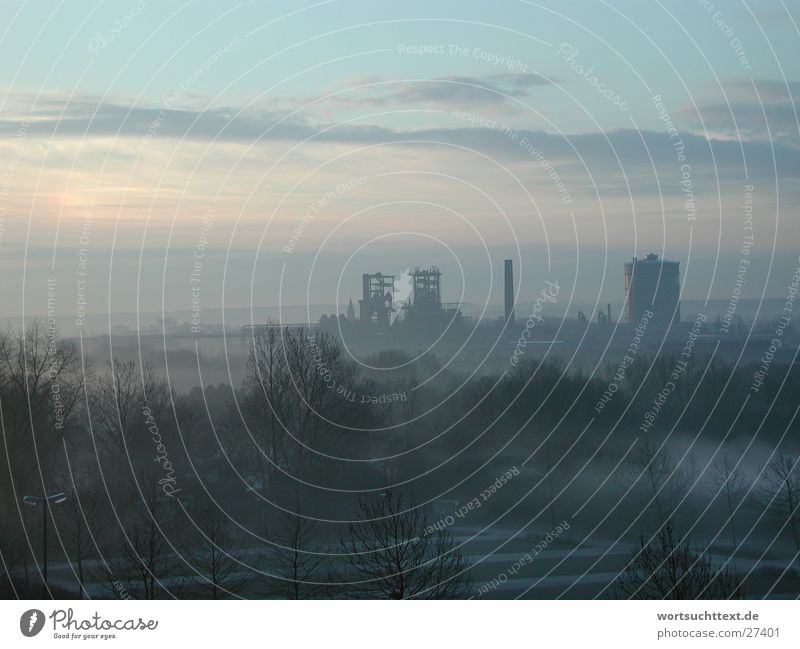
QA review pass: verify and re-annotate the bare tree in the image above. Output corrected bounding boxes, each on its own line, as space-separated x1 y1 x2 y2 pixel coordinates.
614 522 742 599
620 438 691 524
529 428 575 529
0 323 84 493
708 455 749 549
340 490 471 599
237 327 373 509
189 503 253 599
758 453 800 553
270 513 326 599
56 471 106 598
235 326 292 501
102 484 182 599
0 519 27 597
89 360 170 466
0 323 84 593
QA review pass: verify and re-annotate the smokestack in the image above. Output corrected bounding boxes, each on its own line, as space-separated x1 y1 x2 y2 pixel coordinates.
607 303 611 322
504 259 515 324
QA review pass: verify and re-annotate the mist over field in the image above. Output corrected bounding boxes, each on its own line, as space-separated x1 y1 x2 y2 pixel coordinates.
1 0 800 608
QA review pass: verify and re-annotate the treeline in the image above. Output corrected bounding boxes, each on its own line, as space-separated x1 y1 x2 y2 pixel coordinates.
0 324 468 599
1 322 798 599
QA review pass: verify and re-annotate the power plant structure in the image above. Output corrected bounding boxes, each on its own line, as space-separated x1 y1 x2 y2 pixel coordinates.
358 272 396 327
240 249 702 360
318 254 682 346
624 253 680 325
403 267 463 327
355 266 463 334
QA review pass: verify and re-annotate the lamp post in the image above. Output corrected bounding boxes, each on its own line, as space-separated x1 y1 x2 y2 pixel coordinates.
23 492 67 591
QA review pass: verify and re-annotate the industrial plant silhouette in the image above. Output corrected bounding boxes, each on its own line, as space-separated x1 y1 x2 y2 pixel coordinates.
307 254 683 349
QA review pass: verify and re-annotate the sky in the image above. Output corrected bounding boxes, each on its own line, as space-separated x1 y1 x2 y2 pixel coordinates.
1 0 799 330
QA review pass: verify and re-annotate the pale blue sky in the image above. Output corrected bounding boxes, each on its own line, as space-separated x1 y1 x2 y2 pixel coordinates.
1 1 795 127
1 0 798 324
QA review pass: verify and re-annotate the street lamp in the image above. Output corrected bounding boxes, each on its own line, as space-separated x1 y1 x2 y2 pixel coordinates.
23 492 67 591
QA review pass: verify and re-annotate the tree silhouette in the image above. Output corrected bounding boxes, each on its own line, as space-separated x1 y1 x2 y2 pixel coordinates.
340 490 470 599
189 503 253 599
708 454 749 549
758 453 800 553
614 522 742 599
270 513 326 599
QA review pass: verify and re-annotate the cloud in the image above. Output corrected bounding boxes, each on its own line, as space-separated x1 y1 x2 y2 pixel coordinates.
1 84 798 194
308 73 557 111
682 78 800 144
376 73 555 105
697 100 800 143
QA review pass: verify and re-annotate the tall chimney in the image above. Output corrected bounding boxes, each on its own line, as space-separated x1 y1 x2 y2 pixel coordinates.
504 259 515 324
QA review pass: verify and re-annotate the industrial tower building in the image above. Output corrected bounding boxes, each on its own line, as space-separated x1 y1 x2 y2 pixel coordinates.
624 253 680 325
